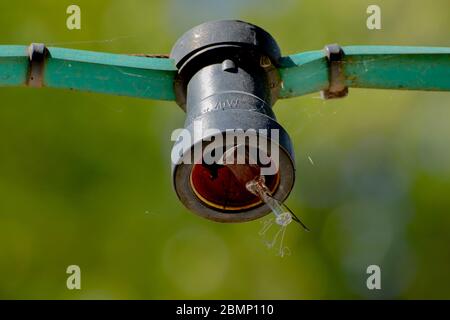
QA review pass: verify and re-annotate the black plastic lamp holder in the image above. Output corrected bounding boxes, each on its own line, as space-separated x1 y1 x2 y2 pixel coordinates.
170 20 295 222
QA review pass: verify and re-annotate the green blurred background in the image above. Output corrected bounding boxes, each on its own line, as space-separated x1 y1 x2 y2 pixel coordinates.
0 0 449 299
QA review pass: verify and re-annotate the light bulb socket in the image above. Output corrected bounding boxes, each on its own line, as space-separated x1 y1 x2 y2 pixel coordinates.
170 20 295 222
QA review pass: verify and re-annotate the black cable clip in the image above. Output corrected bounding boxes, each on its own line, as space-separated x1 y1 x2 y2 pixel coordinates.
27 43 49 88
321 44 348 99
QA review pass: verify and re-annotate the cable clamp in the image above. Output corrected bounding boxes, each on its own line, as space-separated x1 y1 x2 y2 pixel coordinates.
27 43 49 88
321 44 348 99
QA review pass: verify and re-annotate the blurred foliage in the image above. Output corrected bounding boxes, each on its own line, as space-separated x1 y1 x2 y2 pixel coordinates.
0 0 449 299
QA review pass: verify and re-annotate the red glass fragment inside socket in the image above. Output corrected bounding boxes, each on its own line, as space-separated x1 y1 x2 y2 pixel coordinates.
190 163 279 211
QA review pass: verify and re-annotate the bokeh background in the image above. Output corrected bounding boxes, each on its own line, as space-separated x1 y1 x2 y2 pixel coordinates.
0 0 449 299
